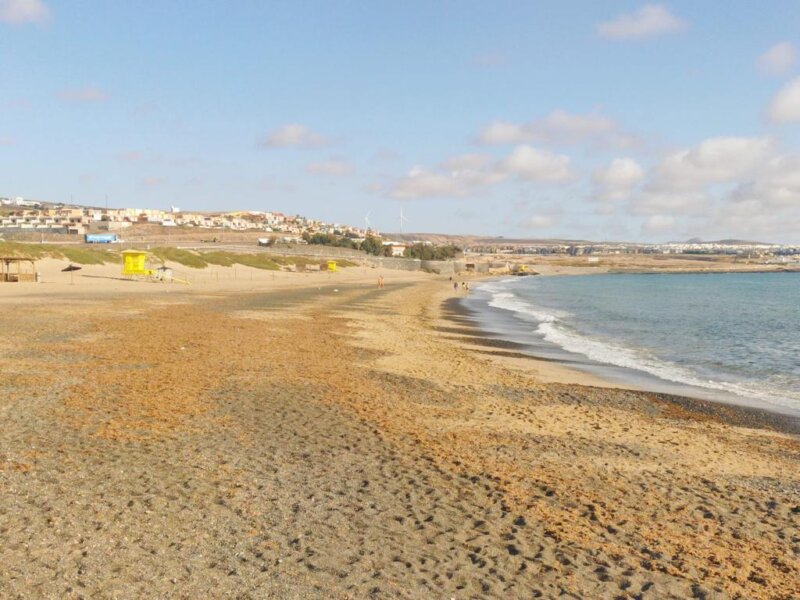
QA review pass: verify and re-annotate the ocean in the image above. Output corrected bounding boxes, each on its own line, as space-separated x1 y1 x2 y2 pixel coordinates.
463 272 800 417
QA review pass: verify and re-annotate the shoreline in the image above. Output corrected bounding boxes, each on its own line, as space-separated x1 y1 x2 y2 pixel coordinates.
442 286 800 436
528 262 800 277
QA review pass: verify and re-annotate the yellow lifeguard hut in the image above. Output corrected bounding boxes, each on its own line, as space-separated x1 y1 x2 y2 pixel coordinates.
121 250 153 277
327 260 337 272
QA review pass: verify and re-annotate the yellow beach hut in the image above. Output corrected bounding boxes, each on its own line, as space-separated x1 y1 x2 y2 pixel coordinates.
121 250 152 277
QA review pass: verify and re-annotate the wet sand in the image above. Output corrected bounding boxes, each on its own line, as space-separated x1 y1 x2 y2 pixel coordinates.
0 271 798 599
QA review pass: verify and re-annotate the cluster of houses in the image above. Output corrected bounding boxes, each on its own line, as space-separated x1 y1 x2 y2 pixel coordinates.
0 199 372 240
4 197 798 260
467 241 800 258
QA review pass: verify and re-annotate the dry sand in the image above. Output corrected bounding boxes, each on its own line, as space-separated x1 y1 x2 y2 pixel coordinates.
0 261 798 599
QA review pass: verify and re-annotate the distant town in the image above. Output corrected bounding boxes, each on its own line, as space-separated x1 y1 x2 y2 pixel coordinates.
2 195 800 262
0 196 362 242
464 240 800 261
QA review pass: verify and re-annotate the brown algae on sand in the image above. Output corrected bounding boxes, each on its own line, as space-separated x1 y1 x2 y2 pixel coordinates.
0 278 797 599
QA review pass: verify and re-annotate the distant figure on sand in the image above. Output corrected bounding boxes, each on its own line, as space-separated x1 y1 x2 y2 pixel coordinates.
378 275 385 289
453 281 458 292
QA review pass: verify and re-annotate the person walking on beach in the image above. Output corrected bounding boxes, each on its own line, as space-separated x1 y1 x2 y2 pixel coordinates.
453 281 459 292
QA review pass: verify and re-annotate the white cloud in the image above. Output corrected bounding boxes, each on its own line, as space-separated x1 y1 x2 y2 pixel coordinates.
440 153 491 170
501 145 573 183
711 198 800 242
479 121 527 145
642 215 676 233
597 4 686 40
593 158 645 201
0 135 16 146
630 137 773 218
391 167 506 199
306 160 354 176
630 190 710 216
454 168 506 187
389 153 507 199
523 215 557 229
58 86 108 103
650 136 774 190
728 155 800 208
767 76 800 122
261 124 327 148
0 0 49 25
757 42 796 76
142 176 165 186
760 155 800 192
391 167 472 199
477 109 637 148
624 135 800 241
389 145 574 199
540 109 617 142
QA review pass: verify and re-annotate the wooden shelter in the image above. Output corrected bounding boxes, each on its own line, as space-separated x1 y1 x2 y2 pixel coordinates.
0 257 36 283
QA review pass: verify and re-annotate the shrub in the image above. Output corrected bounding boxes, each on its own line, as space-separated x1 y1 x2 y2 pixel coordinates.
60 247 115 265
150 247 208 268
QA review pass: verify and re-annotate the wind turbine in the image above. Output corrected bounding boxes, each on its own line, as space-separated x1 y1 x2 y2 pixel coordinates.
400 206 410 234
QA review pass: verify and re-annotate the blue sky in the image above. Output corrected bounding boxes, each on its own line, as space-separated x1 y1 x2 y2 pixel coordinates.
3 1 800 242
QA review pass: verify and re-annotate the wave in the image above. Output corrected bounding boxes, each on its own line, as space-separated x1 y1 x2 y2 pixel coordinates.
477 280 800 414
481 279 563 324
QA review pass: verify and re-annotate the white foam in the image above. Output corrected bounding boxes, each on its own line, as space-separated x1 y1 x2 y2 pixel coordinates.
489 292 557 324
478 279 800 414
483 281 564 324
476 278 519 294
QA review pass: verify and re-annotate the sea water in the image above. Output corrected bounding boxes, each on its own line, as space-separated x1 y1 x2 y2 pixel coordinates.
464 272 800 416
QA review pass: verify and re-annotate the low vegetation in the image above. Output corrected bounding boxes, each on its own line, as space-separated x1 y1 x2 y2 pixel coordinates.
150 247 209 269
302 232 464 260
0 241 49 259
0 240 356 271
0 241 118 264
60 247 115 265
303 232 397 257
403 243 461 260
150 247 356 270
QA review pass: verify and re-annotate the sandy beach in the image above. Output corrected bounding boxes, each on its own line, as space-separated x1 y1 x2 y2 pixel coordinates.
1 262 798 599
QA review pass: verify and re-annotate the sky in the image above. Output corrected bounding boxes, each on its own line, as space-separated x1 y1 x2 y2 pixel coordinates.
3 1 800 243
